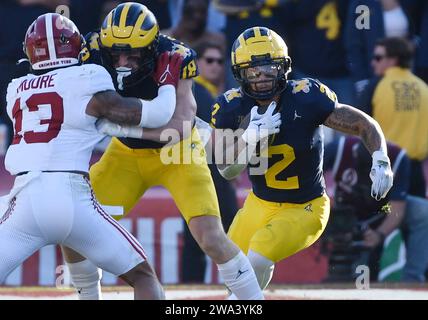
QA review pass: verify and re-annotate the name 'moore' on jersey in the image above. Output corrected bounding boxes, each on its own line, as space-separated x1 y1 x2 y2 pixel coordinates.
5 64 115 175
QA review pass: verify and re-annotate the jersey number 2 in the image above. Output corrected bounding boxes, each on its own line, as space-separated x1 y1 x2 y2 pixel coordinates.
12 92 64 144
265 144 299 190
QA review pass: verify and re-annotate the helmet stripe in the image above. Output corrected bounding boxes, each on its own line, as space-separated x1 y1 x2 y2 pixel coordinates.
45 13 57 60
259 27 268 36
140 11 156 31
125 3 143 27
119 3 131 28
232 37 241 52
112 4 124 27
106 11 113 29
243 28 255 41
101 15 108 29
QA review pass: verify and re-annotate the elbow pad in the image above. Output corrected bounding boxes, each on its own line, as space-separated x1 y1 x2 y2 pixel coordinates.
139 85 176 128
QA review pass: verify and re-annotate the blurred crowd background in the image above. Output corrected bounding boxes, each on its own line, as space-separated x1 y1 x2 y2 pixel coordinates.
1 0 428 149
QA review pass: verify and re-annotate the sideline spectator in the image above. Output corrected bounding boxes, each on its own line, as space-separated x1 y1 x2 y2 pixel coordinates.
357 37 428 197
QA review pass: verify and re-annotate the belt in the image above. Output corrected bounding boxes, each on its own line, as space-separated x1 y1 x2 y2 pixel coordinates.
16 170 89 178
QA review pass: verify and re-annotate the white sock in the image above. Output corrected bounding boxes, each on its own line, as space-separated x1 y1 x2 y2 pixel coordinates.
227 251 274 300
248 250 275 290
66 259 103 300
217 251 264 300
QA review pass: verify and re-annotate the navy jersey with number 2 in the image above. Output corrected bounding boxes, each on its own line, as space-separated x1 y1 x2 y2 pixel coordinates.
211 78 337 203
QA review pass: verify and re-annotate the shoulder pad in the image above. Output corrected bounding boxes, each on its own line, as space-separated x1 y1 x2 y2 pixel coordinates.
222 88 243 104
158 35 198 79
289 78 337 102
80 32 102 65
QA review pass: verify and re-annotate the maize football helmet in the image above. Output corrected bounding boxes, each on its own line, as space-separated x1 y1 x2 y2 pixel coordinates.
231 26 291 100
99 2 160 88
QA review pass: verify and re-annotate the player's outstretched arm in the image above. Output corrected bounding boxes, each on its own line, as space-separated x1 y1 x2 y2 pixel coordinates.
86 83 176 127
137 80 196 143
93 78 195 143
86 51 183 129
324 103 393 200
324 103 387 154
87 90 143 125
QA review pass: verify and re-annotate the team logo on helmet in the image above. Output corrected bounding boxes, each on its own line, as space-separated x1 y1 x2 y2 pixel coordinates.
24 13 82 71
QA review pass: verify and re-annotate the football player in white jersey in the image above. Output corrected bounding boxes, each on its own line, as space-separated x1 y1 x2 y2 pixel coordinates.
0 13 184 299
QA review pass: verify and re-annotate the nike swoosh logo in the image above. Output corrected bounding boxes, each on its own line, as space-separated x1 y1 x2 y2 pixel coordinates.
236 269 249 279
159 65 172 84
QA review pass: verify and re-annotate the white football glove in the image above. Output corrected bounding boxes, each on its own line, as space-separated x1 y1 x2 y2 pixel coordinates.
370 150 394 201
96 118 143 138
242 101 281 145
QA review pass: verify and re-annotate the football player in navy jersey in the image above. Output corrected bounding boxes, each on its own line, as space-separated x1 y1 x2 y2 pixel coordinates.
211 26 394 297
62 3 264 300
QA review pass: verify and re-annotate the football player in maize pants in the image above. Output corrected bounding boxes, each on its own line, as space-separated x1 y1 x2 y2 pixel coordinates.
62 3 264 300
211 26 394 297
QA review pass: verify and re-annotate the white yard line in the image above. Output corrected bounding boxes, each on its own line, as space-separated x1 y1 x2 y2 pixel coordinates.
1 288 428 300
267 289 428 300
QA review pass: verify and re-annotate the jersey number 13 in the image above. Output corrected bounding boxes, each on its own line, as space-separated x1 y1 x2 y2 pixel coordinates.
12 92 64 145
